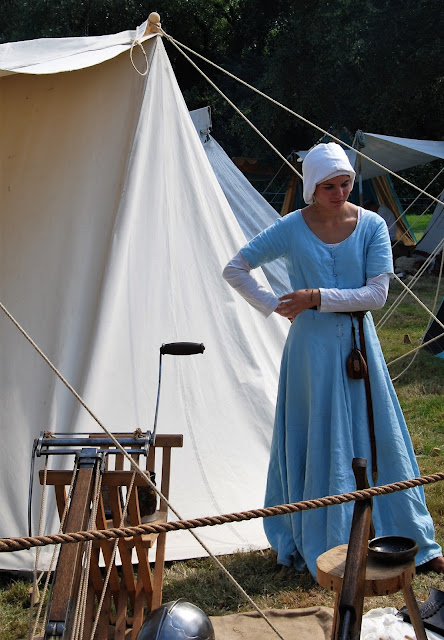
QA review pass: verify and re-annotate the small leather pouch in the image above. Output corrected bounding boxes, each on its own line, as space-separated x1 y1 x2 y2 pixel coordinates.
346 348 368 379
346 314 368 379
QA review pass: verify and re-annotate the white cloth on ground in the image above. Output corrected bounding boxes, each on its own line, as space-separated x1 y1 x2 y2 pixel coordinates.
362 607 442 640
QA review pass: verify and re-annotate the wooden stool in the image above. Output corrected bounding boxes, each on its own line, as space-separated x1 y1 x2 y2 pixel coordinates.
317 544 427 640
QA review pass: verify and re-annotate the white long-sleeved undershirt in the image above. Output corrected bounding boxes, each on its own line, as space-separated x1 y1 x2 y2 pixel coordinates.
223 251 390 318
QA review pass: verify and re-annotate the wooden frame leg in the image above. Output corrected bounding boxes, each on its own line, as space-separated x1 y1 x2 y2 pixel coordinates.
151 532 167 611
115 584 129 640
402 584 428 640
330 591 340 640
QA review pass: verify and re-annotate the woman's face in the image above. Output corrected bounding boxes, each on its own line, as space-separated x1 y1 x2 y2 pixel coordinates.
314 174 353 209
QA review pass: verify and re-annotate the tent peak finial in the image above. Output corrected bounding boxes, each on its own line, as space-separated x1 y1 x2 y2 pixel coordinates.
145 12 161 35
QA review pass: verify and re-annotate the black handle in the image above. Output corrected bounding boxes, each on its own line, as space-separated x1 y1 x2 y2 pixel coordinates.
160 342 205 356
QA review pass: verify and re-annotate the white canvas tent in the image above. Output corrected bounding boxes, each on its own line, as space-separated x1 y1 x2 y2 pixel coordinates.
354 133 444 181
416 189 444 257
190 106 291 297
0 27 289 572
296 133 444 180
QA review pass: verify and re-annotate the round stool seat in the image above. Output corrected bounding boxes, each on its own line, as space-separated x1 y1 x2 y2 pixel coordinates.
317 543 427 640
317 544 416 596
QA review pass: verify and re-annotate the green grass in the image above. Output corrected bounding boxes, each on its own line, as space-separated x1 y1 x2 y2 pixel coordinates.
0 579 34 640
1 277 443 638
405 213 432 241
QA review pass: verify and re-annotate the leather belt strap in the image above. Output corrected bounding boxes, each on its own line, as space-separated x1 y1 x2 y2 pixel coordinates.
355 312 378 485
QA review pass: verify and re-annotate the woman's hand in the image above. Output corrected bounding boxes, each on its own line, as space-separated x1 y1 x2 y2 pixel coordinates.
275 289 320 319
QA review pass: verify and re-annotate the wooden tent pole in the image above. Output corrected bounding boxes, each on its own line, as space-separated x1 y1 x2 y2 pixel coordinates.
144 13 162 35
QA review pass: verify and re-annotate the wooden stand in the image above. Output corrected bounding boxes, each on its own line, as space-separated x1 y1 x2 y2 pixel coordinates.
40 433 182 640
317 544 427 640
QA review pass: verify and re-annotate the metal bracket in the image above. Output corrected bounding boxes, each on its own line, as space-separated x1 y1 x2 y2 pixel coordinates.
27 431 152 537
45 620 65 637
76 447 101 468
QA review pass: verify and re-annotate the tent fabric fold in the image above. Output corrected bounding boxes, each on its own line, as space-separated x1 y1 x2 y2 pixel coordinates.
190 106 291 298
372 175 415 245
0 22 153 76
0 33 288 571
416 189 444 257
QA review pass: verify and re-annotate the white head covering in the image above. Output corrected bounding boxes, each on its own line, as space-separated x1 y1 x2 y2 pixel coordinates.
302 142 356 204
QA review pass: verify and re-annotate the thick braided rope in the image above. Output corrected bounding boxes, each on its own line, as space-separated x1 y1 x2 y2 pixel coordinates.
3 472 443 553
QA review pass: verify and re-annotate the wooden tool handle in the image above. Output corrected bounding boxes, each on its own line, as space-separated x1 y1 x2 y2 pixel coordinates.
334 458 373 640
352 457 367 490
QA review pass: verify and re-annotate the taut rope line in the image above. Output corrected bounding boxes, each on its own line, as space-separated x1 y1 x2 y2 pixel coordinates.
387 329 444 369
376 236 444 331
3 472 444 554
390 167 444 249
388 254 444 374
390 272 444 334
380 268 444 369
158 31 302 180
157 31 444 210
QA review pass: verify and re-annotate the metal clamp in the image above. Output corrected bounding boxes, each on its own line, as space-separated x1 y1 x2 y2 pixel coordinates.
45 621 65 637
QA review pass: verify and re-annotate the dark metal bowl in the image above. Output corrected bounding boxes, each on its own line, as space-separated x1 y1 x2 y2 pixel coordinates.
368 536 418 563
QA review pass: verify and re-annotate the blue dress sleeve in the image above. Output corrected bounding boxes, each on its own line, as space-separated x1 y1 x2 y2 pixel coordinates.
365 215 394 278
240 215 290 269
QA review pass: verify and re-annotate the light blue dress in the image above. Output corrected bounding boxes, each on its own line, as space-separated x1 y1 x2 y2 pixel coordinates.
241 209 441 579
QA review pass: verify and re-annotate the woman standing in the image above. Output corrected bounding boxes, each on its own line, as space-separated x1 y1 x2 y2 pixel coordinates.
223 142 443 579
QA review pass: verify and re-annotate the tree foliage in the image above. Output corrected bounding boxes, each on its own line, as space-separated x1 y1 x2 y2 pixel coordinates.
1 0 442 162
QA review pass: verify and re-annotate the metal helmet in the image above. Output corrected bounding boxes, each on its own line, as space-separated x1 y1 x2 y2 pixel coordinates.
136 598 215 640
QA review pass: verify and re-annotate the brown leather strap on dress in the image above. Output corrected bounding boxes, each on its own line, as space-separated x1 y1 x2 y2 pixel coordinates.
356 312 378 485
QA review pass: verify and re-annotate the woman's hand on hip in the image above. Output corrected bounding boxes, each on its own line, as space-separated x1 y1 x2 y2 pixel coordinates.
275 288 320 319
